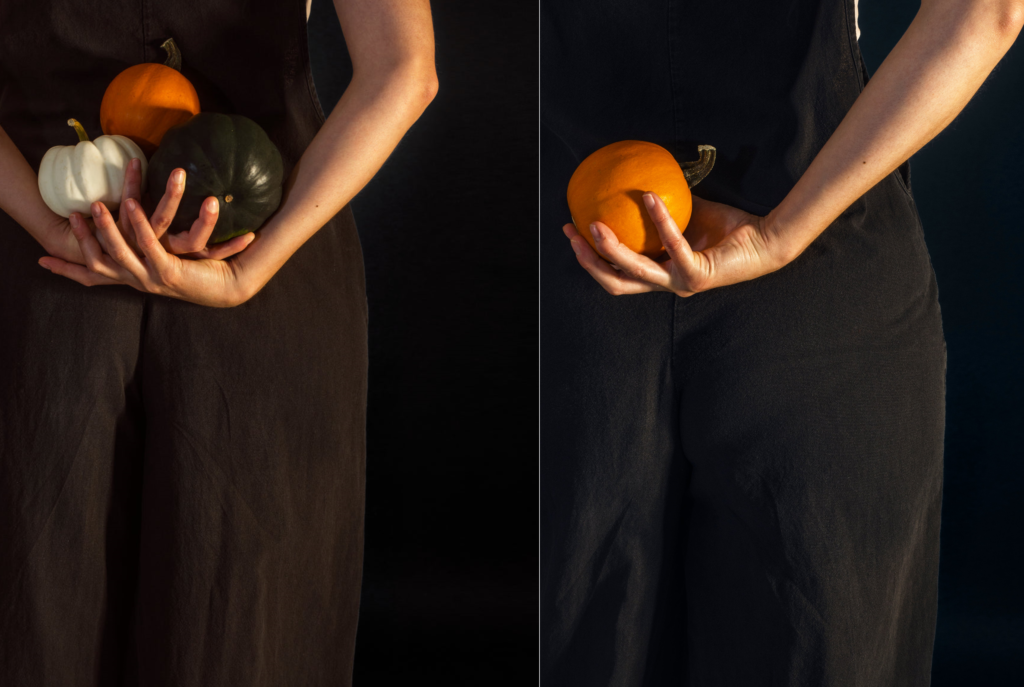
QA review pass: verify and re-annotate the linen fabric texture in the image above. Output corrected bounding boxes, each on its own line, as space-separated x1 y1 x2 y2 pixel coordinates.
541 1 946 685
0 1 368 685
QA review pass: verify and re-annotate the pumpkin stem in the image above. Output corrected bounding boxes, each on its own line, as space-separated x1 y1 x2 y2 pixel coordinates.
160 38 183 72
680 145 716 188
67 118 90 143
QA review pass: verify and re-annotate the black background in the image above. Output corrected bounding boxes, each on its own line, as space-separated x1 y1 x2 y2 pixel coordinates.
306 1 537 684
305 0 1024 681
858 1 1024 682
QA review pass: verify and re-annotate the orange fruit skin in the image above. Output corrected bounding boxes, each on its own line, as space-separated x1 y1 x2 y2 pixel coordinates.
100 64 201 156
567 140 691 258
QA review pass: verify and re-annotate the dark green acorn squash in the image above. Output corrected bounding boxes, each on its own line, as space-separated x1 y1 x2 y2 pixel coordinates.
147 112 284 244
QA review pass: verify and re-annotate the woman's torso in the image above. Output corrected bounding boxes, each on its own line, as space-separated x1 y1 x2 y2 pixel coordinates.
0 0 365 353
541 0 891 214
540 0 942 392
0 0 324 177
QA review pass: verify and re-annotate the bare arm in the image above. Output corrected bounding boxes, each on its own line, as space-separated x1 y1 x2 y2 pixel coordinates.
0 123 81 259
765 0 1024 263
232 0 438 299
569 0 1024 296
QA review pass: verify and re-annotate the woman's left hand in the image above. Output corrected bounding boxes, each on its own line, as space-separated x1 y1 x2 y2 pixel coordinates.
38 197 257 308
564 192 797 297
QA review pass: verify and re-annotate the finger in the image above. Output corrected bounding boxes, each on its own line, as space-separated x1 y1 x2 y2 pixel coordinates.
68 212 130 281
165 196 219 255
91 200 150 283
105 159 144 253
588 222 672 289
191 232 256 260
148 168 187 239
121 157 143 206
643 193 714 294
565 222 655 291
642 193 697 267
38 256 121 287
569 232 662 296
125 196 174 274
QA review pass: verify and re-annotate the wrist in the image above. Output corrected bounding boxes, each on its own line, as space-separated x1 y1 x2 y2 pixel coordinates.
227 251 266 305
34 214 69 254
760 211 802 268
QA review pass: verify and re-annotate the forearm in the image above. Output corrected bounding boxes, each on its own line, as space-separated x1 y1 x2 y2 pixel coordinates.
0 124 63 249
234 65 435 293
766 0 1024 261
234 0 436 297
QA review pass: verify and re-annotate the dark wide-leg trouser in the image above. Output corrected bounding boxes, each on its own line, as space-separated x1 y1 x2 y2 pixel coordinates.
0 209 368 686
540 126 947 687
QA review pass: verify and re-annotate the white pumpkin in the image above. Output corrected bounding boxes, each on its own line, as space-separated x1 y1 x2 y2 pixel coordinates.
38 118 148 218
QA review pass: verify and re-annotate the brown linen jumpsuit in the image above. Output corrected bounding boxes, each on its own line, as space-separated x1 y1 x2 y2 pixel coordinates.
0 1 368 685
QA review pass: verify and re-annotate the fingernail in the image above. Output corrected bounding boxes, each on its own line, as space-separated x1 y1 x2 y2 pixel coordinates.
643 193 656 210
570 239 582 255
589 223 601 242
125 198 136 212
173 169 185 186
68 213 77 227
39 261 51 271
132 158 141 171
91 202 102 216
207 198 219 212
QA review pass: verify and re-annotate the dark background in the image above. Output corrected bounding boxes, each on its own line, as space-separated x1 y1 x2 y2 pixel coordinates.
858 2 1024 683
305 0 1024 681
306 1 537 684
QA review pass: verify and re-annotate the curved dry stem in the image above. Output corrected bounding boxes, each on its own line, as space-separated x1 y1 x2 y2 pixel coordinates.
160 38 182 72
680 144 716 188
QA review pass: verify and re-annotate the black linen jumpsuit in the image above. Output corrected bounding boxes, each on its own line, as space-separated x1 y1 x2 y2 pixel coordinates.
0 1 367 685
541 1 946 685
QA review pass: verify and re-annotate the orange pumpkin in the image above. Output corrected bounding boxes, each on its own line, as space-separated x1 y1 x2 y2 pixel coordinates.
567 140 715 258
100 38 200 156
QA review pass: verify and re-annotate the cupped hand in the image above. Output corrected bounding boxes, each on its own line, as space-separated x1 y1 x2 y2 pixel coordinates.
38 156 149 265
564 192 794 296
38 195 257 308
43 158 252 265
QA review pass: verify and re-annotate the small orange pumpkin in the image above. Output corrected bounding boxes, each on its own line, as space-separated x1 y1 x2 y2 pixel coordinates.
567 141 715 258
100 38 200 156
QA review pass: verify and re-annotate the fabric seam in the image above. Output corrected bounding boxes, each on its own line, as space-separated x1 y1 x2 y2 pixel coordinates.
302 11 328 127
139 0 148 63
667 1 679 149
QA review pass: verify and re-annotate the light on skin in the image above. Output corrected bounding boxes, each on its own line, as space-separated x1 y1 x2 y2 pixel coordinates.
0 0 436 308
566 0 1024 297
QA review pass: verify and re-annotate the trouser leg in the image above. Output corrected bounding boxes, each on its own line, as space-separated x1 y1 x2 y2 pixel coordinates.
0 222 145 686
673 183 946 686
130 220 368 687
680 348 944 686
540 125 687 687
